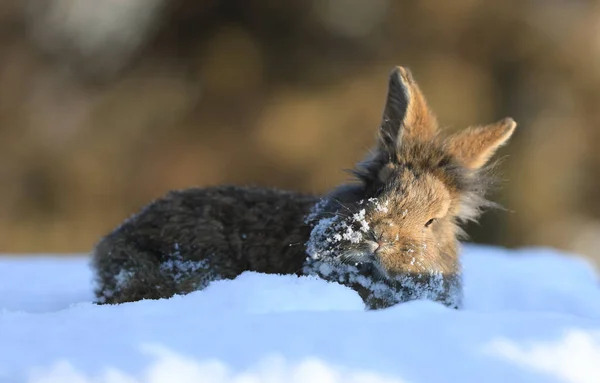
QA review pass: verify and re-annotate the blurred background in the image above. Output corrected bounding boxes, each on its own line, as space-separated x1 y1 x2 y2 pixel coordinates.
0 0 599 265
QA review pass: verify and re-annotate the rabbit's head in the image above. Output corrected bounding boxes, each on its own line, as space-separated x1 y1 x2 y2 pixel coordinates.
304 66 517 308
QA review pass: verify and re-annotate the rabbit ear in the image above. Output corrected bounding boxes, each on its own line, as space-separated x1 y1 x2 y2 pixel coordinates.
378 66 437 154
445 118 517 169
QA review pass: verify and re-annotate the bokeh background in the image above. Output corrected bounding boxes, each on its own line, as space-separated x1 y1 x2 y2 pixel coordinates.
1 0 599 265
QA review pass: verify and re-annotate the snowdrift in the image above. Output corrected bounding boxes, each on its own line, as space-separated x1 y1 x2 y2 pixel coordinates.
1 244 599 383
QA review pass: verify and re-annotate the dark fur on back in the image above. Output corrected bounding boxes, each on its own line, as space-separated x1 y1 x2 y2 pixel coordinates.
93 186 318 303
92 66 517 309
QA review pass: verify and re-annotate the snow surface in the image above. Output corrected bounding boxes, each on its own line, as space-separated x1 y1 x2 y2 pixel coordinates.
1 244 600 383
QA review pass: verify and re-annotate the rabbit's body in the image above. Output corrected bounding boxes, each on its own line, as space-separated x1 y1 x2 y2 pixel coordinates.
92 66 517 309
93 186 317 304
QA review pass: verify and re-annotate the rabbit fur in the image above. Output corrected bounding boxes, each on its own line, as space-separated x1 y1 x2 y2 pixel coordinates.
91 66 517 309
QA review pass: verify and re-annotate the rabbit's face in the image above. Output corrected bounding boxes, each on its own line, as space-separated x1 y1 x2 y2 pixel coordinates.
362 168 455 277
307 148 461 279
305 66 516 298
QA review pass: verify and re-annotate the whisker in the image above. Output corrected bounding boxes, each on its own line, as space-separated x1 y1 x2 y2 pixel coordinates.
332 198 354 214
318 211 352 220
339 249 374 265
339 252 359 264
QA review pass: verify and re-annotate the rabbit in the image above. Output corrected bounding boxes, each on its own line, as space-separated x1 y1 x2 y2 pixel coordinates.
91 66 517 310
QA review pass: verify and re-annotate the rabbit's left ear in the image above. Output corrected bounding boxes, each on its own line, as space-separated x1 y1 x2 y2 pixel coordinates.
378 66 437 155
445 118 517 169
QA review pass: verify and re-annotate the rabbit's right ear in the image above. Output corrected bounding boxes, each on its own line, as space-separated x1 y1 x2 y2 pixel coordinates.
445 118 517 170
378 66 437 156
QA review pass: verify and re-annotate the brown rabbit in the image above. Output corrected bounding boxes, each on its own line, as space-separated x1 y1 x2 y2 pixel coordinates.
91 66 517 309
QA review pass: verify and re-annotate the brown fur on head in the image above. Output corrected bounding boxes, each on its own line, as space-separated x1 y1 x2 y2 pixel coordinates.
305 66 517 308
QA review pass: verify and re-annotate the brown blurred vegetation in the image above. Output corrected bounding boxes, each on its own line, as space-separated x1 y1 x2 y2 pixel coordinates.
1 0 600 264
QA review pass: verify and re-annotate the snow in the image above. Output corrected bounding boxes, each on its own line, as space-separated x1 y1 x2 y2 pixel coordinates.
1 244 600 383
305 197 386 259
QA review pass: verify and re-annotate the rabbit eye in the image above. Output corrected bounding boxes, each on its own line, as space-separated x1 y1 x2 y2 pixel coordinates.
424 218 436 228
